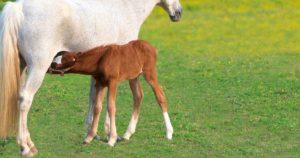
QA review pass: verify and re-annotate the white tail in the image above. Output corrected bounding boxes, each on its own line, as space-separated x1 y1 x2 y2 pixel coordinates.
0 1 24 138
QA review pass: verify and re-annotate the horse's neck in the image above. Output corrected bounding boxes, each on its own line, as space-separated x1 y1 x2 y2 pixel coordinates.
128 0 160 28
95 0 159 27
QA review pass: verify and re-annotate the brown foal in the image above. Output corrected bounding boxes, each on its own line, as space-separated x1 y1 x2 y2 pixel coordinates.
49 40 173 146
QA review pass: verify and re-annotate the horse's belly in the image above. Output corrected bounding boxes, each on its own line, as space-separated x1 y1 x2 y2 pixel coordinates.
64 0 138 51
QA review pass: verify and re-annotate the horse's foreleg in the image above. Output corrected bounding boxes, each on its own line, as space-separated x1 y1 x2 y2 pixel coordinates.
17 65 48 157
83 84 105 144
143 70 173 140
123 79 143 140
85 78 97 131
107 81 118 147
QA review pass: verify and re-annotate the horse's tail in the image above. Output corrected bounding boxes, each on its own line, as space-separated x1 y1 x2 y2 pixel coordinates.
0 1 24 138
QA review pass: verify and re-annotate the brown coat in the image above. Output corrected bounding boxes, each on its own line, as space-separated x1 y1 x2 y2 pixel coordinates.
50 40 157 86
49 40 171 146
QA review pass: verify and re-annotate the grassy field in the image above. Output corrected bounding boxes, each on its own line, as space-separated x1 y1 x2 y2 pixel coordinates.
1 0 300 157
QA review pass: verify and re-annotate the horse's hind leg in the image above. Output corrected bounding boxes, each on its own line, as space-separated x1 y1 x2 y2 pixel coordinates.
18 56 36 152
85 78 96 131
123 78 144 140
17 62 50 157
143 69 174 140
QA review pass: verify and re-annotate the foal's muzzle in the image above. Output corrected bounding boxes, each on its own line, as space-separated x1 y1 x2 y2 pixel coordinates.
170 7 183 22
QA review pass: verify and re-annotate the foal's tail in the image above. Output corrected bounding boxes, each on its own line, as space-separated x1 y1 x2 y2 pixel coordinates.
0 1 24 138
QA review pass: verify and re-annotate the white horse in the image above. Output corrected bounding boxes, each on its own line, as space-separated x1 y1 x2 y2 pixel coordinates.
0 0 182 157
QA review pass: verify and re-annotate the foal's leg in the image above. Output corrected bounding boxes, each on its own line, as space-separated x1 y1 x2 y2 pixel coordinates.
17 64 49 157
123 79 144 140
143 70 174 140
107 81 118 146
83 84 105 144
104 111 110 138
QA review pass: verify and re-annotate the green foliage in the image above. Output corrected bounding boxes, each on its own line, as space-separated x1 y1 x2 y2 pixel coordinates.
0 0 14 9
1 0 300 157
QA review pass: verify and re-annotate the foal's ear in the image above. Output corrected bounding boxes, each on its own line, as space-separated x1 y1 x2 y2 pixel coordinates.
73 52 82 62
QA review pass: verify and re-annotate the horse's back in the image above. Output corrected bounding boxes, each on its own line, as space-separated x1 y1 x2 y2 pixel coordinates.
20 0 135 52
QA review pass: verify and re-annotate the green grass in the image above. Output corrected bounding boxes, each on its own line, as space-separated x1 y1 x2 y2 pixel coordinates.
1 0 300 157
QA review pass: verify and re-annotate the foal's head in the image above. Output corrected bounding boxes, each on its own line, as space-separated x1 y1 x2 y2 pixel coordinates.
51 51 80 70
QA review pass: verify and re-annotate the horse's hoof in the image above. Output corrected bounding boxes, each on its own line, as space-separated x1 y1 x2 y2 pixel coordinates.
166 132 173 140
82 141 87 145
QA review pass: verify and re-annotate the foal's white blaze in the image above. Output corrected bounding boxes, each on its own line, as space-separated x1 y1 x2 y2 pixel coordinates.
53 56 62 64
163 112 173 140
123 116 138 140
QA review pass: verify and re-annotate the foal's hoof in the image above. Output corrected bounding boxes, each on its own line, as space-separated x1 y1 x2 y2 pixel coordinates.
20 146 38 157
82 141 88 145
82 138 92 145
107 138 118 147
123 133 131 140
30 146 38 156
107 141 115 147
83 134 100 145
